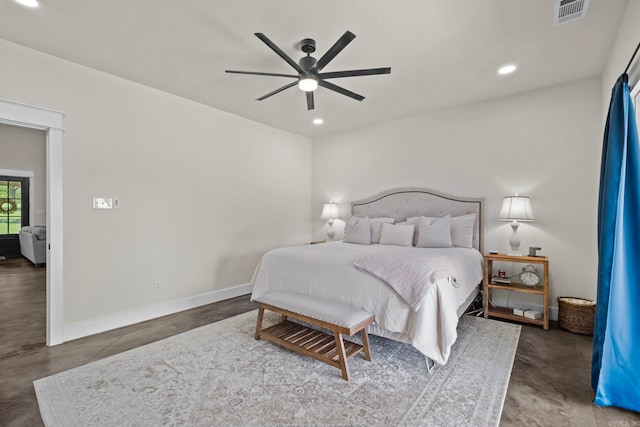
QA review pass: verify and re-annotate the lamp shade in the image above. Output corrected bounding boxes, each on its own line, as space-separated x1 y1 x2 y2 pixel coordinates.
499 196 535 221
320 202 338 219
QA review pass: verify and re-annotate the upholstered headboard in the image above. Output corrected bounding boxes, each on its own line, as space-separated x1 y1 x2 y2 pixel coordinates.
351 187 485 253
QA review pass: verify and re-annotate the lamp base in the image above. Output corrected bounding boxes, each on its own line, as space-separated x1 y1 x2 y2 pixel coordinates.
507 222 522 257
326 220 335 240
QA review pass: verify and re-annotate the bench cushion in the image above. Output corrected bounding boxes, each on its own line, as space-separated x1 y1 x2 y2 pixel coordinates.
254 291 373 329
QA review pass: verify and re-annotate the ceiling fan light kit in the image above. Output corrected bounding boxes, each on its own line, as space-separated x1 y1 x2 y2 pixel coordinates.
298 77 318 92
226 31 391 111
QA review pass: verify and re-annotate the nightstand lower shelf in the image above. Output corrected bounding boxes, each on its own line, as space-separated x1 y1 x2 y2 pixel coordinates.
486 306 545 327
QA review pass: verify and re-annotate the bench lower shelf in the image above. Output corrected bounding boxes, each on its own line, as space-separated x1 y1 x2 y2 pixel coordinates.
254 301 373 380
261 320 365 369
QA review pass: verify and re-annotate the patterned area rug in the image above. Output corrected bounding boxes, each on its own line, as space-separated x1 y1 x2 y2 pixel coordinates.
34 311 520 426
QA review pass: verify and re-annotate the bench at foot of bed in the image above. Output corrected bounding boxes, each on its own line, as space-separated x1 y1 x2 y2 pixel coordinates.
253 291 374 381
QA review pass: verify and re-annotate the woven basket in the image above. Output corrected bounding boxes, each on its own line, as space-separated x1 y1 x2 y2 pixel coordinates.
557 297 596 335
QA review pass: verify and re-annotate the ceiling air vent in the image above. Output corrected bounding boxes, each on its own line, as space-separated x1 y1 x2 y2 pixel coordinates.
554 0 590 26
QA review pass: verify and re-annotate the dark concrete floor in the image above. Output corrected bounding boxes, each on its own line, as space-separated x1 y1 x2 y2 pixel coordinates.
1 257 639 426
502 320 640 426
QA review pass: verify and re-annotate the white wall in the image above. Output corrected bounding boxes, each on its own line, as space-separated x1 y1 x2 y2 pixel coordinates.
0 123 46 226
0 40 311 329
312 78 602 312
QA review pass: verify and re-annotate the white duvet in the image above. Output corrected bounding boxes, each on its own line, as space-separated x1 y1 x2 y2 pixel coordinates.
251 241 483 365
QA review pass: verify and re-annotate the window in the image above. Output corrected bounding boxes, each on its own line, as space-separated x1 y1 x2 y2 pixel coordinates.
630 54 639 130
633 82 639 131
0 177 29 235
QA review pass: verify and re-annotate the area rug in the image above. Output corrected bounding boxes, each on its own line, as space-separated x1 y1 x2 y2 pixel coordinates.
34 311 520 426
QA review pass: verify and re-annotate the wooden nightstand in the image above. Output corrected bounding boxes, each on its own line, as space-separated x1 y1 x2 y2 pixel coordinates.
483 253 550 330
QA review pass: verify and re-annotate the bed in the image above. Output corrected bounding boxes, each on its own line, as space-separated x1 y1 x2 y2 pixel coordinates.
251 187 485 367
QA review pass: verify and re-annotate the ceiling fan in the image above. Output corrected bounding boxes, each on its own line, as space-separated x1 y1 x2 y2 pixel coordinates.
226 31 391 111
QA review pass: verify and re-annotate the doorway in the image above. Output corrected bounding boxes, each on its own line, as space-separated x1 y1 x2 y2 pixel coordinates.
0 97 64 346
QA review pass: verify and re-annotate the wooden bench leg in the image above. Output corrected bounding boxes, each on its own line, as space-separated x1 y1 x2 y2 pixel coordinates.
360 328 372 362
333 331 350 381
255 307 265 340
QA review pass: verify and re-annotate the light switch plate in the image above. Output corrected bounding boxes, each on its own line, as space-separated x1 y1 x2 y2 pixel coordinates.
93 197 113 209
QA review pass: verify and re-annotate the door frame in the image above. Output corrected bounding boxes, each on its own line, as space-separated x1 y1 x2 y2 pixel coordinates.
0 97 64 346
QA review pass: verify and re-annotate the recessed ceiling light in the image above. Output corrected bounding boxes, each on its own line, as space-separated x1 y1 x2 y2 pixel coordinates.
14 0 39 7
313 118 324 125
498 64 517 75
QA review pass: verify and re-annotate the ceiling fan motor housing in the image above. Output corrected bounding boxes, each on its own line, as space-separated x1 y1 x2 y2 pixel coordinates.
299 55 317 72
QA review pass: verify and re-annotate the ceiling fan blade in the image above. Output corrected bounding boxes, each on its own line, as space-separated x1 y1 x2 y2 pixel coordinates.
306 92 314 110
314 31 356 71
318 80 364 102
318 67 391 79
256 81 298 101
226 70 298 78
255 33 304 74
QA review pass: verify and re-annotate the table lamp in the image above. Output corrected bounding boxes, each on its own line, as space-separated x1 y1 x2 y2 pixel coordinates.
320 202 338 240
499 195 535 256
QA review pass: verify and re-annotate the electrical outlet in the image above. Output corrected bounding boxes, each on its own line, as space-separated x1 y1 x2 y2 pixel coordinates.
154 281 160 292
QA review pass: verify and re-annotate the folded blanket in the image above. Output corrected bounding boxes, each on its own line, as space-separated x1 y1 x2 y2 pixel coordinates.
354 251 458 311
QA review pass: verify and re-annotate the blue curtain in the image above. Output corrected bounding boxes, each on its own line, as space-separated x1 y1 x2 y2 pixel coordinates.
592 73 640 413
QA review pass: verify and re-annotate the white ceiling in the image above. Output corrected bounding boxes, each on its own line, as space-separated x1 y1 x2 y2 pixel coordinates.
0 0 629 138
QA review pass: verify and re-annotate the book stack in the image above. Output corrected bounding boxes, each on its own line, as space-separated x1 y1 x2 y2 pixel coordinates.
492 276 512 285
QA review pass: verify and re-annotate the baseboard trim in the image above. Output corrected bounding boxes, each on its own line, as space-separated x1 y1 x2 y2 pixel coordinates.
62 283 253 343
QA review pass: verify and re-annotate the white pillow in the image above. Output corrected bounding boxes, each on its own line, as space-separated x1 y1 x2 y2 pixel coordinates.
409 214 477 248
450 214 476 248
379 222 415 247
403 216 421 246
343 215 371 245
370 217 395 243
417 215 452 248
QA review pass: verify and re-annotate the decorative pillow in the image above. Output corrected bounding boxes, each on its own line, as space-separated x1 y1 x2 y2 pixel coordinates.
450 214 476 248
343 215 371 245
370 217 395 243
404 216 422 246
409 214 477 248
379 222 415 247
33 227 47 241
417 215 452 248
